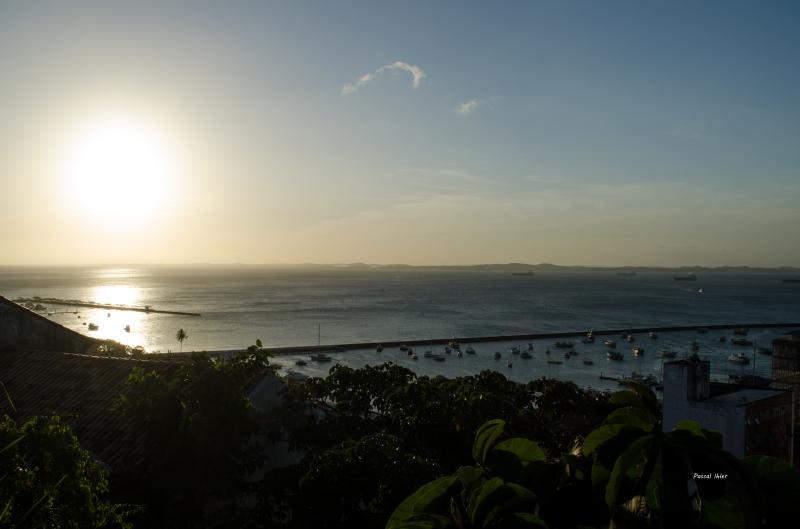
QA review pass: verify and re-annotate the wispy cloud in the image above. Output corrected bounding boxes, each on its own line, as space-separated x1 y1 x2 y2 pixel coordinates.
342 61 426 95
455 96 499 115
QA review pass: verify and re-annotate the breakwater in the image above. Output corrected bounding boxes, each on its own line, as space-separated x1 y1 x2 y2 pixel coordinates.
196 321 799 357
14 297 201 317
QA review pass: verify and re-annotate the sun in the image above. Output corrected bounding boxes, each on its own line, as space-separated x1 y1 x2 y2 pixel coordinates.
60 113 176 224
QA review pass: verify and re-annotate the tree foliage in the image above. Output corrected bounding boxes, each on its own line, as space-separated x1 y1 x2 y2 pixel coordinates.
114 349 271 528
387 383 800 529
256 364 611 528
0 415 133 528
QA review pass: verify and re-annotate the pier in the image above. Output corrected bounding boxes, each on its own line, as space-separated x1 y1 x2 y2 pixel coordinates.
14 297 201 317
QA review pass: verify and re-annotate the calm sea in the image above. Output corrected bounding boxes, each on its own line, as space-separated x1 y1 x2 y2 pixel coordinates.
2 266 798 391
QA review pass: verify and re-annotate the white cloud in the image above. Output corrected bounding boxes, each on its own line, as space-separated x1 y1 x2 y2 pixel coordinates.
456 99 482 115
455 96 499 115
342 61 426 95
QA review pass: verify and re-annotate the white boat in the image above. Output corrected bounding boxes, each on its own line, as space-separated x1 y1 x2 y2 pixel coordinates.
604 340 616 348
728 353 750 365
649 332 658 339
510 346 521 355
633 346 644 356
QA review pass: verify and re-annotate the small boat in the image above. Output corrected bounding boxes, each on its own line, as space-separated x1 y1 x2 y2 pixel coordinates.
444 346 452 354
649 332 658 339
659 350 677 359
510 346 521 355
583 359 594 366
124 325 131 333
507 360 513 368
547 360 563 365
604 340 617 348
399 345 409 352
731 338 753 346
465 346 476 354
719 336 727 343
521 351 532 359
88 323 99 331
733 327 749 336
554 341 573 348
107 312 111 317
633 346 645 356
728 353 750 365
626 334 634 343
295 359 308 366
456 351 463 358
674 273 698 281
433 356 446 362
407 349 414 356
757 347 772 356
376 345 383 352
494 351 502 360
310 353 332 362
412 353 418 360
581 336 595 344
448 340 460 350
527 343 534 351
607 352 624 361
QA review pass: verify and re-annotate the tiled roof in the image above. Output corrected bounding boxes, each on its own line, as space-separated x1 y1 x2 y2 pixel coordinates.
0 348 181 469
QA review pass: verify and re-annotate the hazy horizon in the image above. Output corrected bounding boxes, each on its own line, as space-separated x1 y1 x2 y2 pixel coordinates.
2 1 799 267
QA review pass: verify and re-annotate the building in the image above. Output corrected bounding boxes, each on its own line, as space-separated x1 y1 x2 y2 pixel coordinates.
662 357 793 464
772 330 800 468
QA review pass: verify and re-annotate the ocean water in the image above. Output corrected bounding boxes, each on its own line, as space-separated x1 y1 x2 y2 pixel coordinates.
1 266 798 391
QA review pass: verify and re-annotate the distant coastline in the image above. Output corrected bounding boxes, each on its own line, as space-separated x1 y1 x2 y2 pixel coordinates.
2 262 798 273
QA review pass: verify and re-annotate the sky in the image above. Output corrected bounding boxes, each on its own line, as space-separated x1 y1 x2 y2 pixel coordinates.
1 1 799 267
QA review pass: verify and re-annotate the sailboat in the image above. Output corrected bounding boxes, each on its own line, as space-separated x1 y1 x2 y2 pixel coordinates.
310 324 331 362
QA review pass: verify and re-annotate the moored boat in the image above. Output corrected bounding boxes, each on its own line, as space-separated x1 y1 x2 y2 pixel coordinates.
465 346 476 354
494 351 502 360
583 359 594 366
633 346 644 356
607 351 624 361
727 353 750 365
659 350 677 359
521 351 532 359
310 353 332 362
604 340 617 348
731 338 753 346
554 341 574 348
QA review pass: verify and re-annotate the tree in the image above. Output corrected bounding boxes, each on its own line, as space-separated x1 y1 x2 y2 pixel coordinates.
0 414 133 528
257 365 611 527
387 384 800 529
114 349 270 527
175 328 188 352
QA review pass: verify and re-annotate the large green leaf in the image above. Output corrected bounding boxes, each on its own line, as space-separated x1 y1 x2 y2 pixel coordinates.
468 477 505 525
582 424 637 456
392 513 454 529
473 419 506 464
387 476 459 529
605 435 655 508
492 438 546 465
603 406 656 432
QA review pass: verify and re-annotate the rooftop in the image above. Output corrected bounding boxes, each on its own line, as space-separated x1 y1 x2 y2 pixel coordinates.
0 348 181 469
706 388 786 407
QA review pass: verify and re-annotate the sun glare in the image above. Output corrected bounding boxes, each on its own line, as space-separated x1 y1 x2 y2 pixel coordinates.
60 114 176 224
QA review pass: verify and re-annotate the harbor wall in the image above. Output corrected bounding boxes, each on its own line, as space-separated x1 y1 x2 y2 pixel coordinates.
0 295 98 353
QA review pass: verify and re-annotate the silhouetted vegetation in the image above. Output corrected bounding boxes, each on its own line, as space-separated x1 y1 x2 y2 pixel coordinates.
0 415 133 528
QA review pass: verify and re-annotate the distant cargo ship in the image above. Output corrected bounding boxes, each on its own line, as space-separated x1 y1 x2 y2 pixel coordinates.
617 271 637 276
674 273 698 281
512 270 534 276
